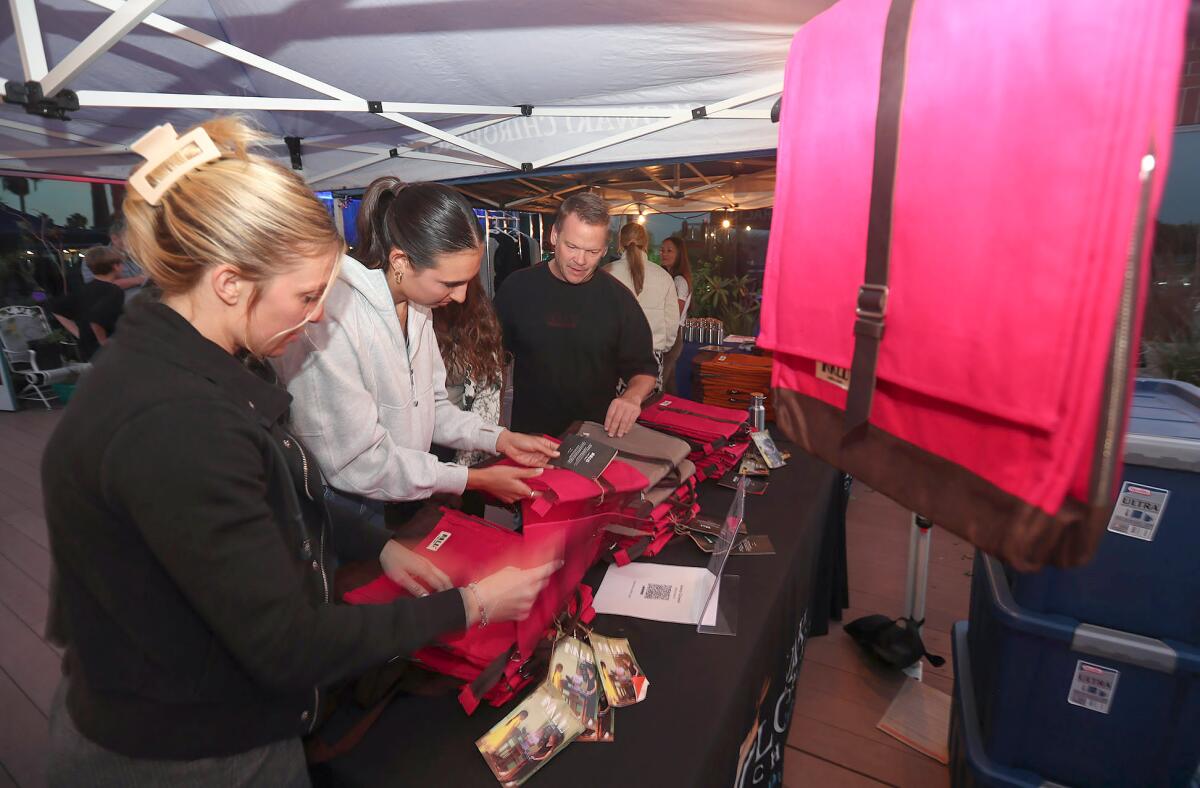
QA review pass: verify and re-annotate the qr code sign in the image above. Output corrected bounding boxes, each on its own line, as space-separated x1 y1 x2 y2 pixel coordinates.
641 583 673 601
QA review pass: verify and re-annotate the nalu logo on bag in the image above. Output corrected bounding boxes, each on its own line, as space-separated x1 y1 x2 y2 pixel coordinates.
816 361 851 390
426 531 453 552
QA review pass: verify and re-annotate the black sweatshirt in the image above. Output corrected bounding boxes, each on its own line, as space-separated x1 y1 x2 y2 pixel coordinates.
495 264 657 436
41 301 465 760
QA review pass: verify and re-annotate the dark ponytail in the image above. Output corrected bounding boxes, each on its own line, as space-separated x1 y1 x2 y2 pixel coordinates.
354 177 482 271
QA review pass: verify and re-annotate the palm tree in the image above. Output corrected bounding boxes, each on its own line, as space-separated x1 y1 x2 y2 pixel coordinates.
2 176 30 214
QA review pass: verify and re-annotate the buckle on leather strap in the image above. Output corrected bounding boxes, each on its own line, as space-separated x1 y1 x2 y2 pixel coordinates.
855 284 889 321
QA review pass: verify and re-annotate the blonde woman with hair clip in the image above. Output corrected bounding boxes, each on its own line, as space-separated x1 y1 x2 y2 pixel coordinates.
40 118 559 787
604 221 680 389
276 177 559 528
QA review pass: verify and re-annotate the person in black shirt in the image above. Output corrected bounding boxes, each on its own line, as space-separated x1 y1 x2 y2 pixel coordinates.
49 245 127 360
495 193 657 438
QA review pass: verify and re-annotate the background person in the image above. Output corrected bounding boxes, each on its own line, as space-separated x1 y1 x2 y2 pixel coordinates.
47 245 127 360
432 276 506 467
276 177 558 528
658 236 692 393
42 117 556 787
494 192 657 439
604 222 679 390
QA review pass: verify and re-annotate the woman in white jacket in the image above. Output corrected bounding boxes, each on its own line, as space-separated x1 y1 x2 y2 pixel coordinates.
604 222 680 387
276 178 557 525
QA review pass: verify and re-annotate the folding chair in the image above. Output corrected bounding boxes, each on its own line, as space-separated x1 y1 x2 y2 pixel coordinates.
0 305 86 409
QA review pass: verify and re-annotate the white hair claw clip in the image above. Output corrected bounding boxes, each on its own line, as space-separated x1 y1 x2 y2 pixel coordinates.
128 123 221 206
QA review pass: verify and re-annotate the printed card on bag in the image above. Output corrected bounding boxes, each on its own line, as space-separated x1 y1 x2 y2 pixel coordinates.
750 430 786 469
685 516 748 538
542 636 599 731
551 434 619 480
731 534 776 556
576 682 615 743
589 634 649 707
476 687 584 787
718 469 768 495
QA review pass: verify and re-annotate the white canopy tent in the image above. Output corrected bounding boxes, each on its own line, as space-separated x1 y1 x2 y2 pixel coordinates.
0 0 832 195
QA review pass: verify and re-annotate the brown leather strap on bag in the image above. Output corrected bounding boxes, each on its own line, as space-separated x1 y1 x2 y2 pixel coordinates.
843 0 916 436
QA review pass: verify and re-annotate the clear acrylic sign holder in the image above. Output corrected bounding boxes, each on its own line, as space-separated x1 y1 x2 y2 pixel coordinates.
697 475 744 636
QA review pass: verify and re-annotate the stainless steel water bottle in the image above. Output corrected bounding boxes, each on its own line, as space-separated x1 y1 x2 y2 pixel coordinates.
749 392 766 432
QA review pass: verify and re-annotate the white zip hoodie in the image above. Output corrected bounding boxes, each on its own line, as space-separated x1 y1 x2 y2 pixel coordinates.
275 255 502 500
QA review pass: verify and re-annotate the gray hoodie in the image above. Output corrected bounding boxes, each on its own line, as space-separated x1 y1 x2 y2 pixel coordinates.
275 255 502 500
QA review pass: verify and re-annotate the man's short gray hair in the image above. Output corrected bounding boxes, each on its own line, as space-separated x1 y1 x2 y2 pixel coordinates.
554 191 610 230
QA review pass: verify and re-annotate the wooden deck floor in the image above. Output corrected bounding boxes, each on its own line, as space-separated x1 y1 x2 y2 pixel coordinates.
0 406 971 787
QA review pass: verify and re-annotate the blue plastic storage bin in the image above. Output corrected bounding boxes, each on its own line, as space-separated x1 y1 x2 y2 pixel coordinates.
949 622 1066 788
1011 378 1200 644
967 551 1200 787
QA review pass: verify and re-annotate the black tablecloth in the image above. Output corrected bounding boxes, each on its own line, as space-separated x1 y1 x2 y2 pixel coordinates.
326 446 844 788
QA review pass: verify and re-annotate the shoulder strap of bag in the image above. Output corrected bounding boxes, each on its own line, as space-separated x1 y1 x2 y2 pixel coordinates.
843 0 916 436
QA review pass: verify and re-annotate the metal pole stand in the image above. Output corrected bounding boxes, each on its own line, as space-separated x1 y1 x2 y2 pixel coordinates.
901 513 934 681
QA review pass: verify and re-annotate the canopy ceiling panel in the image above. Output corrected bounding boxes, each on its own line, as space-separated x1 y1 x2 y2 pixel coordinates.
0 0 831 192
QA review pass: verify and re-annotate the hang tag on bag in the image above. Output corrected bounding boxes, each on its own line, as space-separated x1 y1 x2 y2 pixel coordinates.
718 469 769 495
476 686 584 787
577 687 615 743
730 534 776 556
750 430 786 468
686 516 748 538
551 434 619 480
689 532 718 553
542 636 600 732
589 633 649 707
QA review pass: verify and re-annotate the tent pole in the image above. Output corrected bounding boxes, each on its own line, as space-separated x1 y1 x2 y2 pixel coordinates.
75 0 518 168
901 514 934 681
456 186 500 207
685 163 736 206
8 0 48 80
505 182 587 209
0 144 129 161
530 83 781 170
41 0 170 96
305 119 510 186
529 106 772 119
0 117 111 147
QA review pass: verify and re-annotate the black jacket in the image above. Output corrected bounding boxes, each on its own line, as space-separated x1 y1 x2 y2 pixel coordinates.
42 302 465 760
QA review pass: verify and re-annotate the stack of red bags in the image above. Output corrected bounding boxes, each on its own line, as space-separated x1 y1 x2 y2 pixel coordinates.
343 508 598 713
637 395 752 483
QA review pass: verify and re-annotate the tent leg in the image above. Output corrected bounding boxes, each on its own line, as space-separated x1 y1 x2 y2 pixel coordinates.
901 513 933 680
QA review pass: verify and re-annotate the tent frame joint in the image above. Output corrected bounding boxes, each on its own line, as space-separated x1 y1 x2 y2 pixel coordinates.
691 106 708 120
2 80 79 120
284 136 303 170
519 104 534 117
521 162 533 172
368 100 383 113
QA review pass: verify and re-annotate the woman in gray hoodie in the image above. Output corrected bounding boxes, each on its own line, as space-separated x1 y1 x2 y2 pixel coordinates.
276 179 558 526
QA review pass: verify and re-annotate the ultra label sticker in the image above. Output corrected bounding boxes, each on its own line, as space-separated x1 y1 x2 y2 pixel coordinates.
426 530 452 552
1067 660 1119 714
816 361 850 390
1106 481 1170 542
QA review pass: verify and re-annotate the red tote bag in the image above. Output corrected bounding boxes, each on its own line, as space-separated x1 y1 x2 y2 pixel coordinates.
759 0 1186 569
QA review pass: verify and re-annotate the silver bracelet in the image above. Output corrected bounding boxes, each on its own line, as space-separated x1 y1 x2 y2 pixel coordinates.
466 582 489 628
